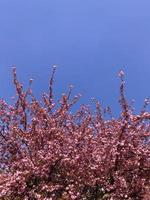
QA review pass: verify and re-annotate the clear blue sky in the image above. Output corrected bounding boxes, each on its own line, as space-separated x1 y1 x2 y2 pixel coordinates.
0 0 149 117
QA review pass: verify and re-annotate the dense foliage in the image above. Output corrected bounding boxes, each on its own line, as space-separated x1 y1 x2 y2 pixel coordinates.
0 67 150 199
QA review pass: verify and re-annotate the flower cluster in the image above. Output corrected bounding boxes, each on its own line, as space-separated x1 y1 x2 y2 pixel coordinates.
0 68 149 200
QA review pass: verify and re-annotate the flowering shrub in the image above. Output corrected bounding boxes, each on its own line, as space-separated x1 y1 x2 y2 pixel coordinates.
0 67 150 200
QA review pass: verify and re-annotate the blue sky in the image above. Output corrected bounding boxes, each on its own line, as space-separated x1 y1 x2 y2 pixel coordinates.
0 0 149 117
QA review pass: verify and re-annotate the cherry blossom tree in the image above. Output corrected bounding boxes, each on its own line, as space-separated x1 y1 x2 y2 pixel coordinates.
0 67 149 200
